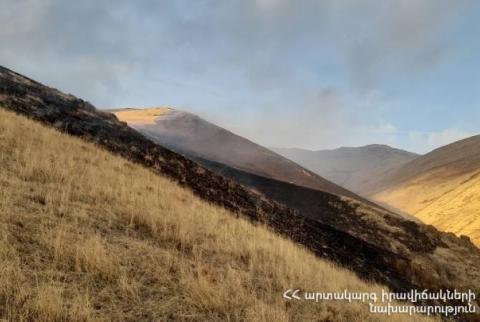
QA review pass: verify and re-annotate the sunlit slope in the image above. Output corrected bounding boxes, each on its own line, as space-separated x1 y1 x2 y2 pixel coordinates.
111 107 171 124
0 108 434 322
417 172 480 244
375 169 480 246
373 136 480 246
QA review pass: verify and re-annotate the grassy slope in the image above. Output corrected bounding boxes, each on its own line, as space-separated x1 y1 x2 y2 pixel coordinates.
374 161 480 247
0 108 435 321
372 136 480 246
417 172 480 244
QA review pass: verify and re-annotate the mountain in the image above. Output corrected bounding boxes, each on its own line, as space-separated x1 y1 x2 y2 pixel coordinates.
272 145 418 195
372 136 480 246
1 108 434 322
1 65 480 314
113 108 363 201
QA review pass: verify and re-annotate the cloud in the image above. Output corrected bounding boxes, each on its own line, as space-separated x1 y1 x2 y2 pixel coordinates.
254 0 285 11
0 0 144 105
329 0 471 90
214 87 401 151
2 0 471 99
0 0 477 152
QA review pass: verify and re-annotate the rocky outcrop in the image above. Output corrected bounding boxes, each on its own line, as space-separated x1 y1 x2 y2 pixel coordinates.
0 66 479 314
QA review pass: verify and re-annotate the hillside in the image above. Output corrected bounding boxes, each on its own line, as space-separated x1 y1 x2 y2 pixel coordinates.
195 156 419 226
272 145 418 195
1 108 437 321
372 136 480 246
113 108 363 200
1 65 480 314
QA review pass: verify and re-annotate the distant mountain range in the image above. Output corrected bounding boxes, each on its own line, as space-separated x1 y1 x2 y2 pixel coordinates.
272 145 419 195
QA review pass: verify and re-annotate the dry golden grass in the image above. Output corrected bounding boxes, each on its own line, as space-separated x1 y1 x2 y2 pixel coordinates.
113 107 171 124
416 172 480 245
374 168 480 246
0 108 436 321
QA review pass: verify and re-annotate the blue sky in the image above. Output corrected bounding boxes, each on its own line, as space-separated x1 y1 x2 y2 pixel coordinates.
1 0 479 153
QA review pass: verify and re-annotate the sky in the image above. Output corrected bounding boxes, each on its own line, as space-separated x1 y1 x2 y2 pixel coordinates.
1 0 479 154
